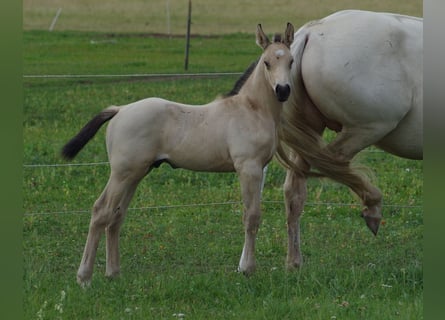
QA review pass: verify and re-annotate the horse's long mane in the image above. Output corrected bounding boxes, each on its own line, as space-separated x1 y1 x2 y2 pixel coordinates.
224 59 258 97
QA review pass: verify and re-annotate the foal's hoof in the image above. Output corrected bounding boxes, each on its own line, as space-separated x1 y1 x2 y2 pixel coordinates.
286 257 303 270
76 274 92 288
105 269 121 279
237 265 256 277
77 267 93 287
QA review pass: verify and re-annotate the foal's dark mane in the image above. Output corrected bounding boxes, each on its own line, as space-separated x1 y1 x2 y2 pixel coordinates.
224 33 285 97
224 59 258 97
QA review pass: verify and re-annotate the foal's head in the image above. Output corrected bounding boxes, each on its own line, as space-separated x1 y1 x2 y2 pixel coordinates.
256 23 295 102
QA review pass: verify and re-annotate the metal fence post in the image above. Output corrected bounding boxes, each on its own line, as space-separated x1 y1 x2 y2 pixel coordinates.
184 0 192 70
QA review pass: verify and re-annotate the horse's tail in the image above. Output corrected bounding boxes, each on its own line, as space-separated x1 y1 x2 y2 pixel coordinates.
61 106 120 160
276 29 315 173
276 30 371 194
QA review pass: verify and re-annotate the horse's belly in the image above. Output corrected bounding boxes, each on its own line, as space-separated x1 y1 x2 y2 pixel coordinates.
164 134 236 172
375 106 423 159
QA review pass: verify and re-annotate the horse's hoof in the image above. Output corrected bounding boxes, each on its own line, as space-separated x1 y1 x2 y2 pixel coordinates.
362 214 381 236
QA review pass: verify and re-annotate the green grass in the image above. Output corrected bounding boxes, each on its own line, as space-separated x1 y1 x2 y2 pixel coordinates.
23 30 258 75
23 20 422 320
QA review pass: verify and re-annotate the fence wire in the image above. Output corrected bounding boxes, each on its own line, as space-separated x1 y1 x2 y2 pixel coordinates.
23 150 388 169
23 200 422 217
23 72 422 217
23 72 242 80
23 150 421 217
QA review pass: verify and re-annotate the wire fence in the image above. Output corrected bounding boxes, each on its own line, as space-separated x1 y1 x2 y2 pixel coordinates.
24 201 423 217
23 149 388 169
23 72 423 218
23 154 423 217
23 72 243 80
23 162 109 168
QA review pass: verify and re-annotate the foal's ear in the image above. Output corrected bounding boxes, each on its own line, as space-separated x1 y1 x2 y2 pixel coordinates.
256 24 270 50
284 22 295 48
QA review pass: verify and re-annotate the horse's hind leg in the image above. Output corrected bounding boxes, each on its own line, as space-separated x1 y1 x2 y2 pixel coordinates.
324 128 389 235
283 153 309 269
77 170 143 285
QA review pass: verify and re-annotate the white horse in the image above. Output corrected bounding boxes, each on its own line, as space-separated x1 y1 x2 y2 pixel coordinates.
62 23 295 285
276 10 422 269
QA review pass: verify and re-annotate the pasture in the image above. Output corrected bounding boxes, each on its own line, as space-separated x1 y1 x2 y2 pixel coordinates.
23 1 423 319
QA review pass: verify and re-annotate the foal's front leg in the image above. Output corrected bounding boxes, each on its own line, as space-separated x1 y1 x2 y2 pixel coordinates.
236 161 263 275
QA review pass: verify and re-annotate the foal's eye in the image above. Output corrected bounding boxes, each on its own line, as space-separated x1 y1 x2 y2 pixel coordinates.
264 61 271 70
289 59 294 69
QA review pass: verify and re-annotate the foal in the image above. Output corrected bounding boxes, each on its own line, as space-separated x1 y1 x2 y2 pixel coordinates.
62 23 295 285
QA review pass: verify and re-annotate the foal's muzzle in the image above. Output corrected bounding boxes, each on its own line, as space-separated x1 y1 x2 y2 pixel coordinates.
275 84 291 102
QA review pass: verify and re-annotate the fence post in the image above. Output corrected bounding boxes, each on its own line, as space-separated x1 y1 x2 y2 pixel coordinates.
184 0 192 70
49 8 62 31
166 0 171 38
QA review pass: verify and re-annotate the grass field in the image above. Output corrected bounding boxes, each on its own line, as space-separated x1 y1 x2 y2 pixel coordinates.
23 0 422 34
23 2 423 319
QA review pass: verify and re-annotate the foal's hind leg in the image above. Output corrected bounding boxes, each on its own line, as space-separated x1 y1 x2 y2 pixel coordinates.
104 176 142 279
77 170 143 285
283 154 309 269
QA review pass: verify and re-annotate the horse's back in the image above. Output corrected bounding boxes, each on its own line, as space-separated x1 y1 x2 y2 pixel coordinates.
294 10 422 158
106 98 173 142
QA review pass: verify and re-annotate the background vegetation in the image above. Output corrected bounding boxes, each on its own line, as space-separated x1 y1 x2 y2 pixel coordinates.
23 0 422 34
23 1 423 319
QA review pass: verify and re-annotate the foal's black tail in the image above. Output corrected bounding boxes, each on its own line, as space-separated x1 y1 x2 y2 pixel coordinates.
61 106 120 160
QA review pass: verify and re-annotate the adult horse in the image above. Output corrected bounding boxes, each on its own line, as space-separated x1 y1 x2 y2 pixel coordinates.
276 10 422 269
62 23 295 286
